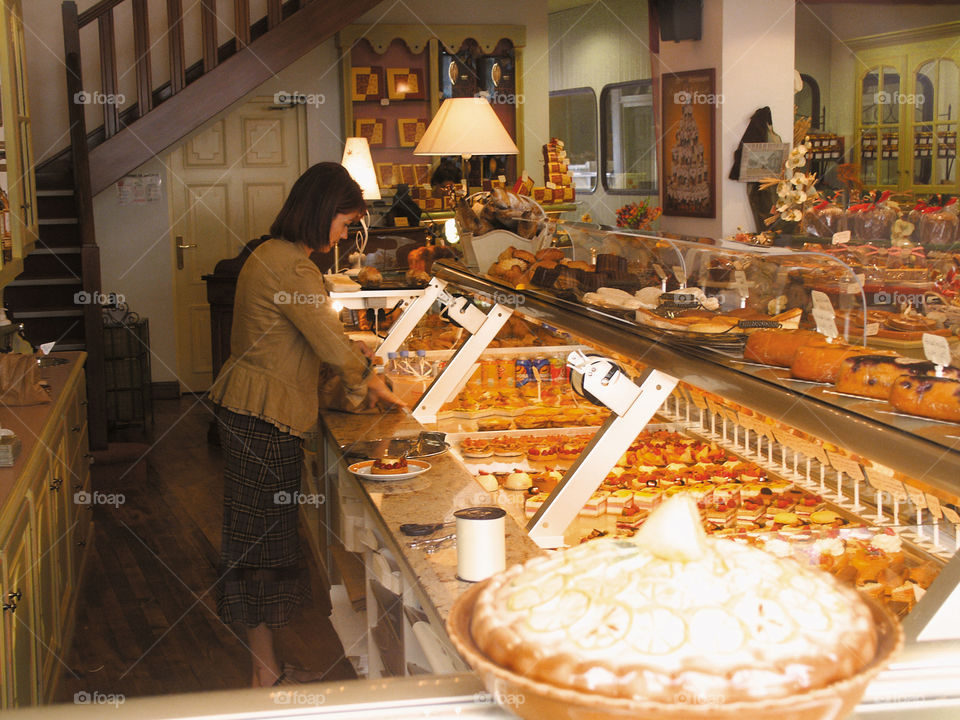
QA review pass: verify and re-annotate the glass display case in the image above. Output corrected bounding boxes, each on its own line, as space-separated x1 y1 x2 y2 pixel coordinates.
305 223 960 717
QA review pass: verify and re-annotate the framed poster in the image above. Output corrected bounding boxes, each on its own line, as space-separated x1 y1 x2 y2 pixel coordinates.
398 164 417 185
414 164 431 185
376 163 396 187
738 142 790 181
386 67 426 100
661 69 717 218
355 118 385 146
350 66 383 101
397 118 427 147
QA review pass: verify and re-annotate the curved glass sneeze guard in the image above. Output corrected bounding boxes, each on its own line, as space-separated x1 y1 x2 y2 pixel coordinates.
555 221 869 344
442 221 960 473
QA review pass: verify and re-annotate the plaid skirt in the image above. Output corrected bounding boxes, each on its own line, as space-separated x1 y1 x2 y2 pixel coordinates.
216 407 310 628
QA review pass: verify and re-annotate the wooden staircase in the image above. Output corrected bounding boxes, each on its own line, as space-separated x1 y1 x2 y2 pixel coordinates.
5 0 381 448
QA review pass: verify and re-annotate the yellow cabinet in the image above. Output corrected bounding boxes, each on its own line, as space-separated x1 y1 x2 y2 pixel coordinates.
851 23 960 195
0 355 90 707
1 497 38 708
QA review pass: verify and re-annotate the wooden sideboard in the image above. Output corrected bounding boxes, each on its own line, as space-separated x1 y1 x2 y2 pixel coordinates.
0 353 92 706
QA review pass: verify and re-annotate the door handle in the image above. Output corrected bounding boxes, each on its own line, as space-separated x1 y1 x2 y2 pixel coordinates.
175 235 197 270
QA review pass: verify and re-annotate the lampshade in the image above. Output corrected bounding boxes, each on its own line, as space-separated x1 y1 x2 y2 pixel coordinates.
414 97 519 158
341 137 381 200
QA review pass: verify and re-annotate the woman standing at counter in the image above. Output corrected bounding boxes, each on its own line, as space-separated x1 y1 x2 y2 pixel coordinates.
209 162 404 687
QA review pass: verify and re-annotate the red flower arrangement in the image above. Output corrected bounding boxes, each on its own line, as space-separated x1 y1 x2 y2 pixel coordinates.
616 199 662 230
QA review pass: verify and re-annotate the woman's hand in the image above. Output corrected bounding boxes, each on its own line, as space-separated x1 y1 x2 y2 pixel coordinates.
365 373 407 412
353 340 376 361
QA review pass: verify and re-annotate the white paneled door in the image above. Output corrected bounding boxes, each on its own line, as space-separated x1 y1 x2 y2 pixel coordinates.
168 97 306 392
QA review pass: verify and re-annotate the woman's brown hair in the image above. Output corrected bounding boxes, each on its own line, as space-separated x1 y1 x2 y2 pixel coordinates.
270 162 366 252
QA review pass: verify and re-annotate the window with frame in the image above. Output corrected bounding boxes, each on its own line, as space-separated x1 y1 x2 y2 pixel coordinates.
600 80 657 195
549 87 598 193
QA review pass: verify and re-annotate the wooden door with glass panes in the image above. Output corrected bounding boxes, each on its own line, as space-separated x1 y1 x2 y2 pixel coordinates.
854 30 960 195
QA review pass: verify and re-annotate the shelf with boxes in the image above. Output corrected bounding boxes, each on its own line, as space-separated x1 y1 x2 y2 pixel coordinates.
338 25 526 216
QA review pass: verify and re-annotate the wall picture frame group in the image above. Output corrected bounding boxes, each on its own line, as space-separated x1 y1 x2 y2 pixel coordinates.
661 68 717 218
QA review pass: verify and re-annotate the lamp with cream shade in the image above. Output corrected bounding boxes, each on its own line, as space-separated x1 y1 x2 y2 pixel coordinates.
341 136 381 200
414 97 518 190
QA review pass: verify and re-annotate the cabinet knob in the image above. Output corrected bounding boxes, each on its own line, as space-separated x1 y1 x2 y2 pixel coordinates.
76 540 86 548
71 424 81 433
84 453 95 464
80 400 89 407
74 483 82 492
50 478 63 491
3 589 22 612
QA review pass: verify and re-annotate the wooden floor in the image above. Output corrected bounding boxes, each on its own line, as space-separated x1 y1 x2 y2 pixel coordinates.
53 396 356 704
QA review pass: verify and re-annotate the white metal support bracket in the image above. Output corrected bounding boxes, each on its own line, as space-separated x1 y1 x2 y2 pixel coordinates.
411 301 513 424
527 364 678 548
375 277 448 361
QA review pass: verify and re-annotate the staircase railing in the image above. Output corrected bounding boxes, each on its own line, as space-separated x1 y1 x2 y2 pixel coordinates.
67 0 298 141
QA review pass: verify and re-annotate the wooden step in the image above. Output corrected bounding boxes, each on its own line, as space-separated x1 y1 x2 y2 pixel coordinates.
3 280 85 311
37 222 82 249
36 190 77 218
22 249 83 278
10 311 86 351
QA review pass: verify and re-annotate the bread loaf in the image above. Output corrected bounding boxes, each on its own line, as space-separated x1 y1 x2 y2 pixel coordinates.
743 329 822 367
790 343 874 383
889 375 960 422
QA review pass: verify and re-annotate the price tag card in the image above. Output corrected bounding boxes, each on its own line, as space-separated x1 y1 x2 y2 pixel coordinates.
925 493 943 519
844 282 862 295
773 429 796 449
672 265 687 288
498 175 506 183
826 451 864 482
922 333 952 369
545 181 557 189
688 389 708 410
865 322 880 336
904 484 928 510
653 264 668 280
810 290 835 314
737 412 757 432
812 309 839 339
942 505 960 525
705 397 722 416
864 467 907 499
722 407 741 426
832 230 851 245
792 437 828 465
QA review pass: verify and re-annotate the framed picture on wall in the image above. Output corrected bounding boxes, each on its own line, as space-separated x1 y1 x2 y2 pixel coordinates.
661 68 717 218
386 68 426 100
738 142 790 181
350 66 383 101
355 118 385 146
376 163 396 187
397 118 427 147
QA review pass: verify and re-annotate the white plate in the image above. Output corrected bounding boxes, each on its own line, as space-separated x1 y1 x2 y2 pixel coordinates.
349 459 431 481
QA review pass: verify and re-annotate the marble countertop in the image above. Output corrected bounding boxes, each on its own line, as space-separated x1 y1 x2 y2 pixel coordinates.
319 408 544 624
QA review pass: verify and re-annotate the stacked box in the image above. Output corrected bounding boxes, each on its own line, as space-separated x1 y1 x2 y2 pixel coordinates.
531 137 576 204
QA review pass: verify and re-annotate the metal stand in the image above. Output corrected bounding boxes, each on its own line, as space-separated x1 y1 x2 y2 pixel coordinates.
411 296 513 424
527 356 678 548
375 278 448 361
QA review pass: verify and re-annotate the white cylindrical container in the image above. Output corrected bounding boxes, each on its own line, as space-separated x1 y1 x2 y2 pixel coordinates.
454 506 506 582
